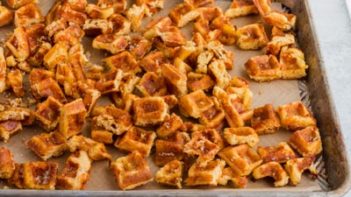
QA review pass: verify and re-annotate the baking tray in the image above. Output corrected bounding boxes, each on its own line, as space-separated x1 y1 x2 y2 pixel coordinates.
0 0 350 196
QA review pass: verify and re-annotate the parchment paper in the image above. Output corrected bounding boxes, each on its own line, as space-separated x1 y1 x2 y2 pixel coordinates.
0 0 324 192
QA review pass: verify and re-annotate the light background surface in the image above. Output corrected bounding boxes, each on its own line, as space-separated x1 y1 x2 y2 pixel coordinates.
309 0 351 196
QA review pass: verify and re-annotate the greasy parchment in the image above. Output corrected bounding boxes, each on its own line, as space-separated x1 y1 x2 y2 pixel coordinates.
0 0 325 192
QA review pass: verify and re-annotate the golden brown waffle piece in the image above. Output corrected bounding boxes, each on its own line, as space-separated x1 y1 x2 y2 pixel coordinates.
27 131 67 160
133 96 168 126
285 157 317 185
277 101 316 130
115 127 156 157
67 135 111 161
289 126 322 157
58 99 87 139
253 161 289 187
251 104 280 134
225 0 258 18
56 150 92 190
218 144 262 176
218 167 248 188
155 160 183 188
185 159 225 186
110 151 153 190
0 147 15 179
155 132 189 166
258 142 297 163
9 161 58 190
223 127 259 147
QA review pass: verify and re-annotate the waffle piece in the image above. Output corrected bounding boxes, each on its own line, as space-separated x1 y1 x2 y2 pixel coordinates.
225 0 258 18
25 23 45 55
187 72 215 92
266 33 295 55
218 167 248 188
110 151 153 190
27 131 67 160
179 90 214 119
218 144 262 176
289 126 322 156
136 72 168 97
82 89 101 115
133 96 168 126
0 106 31 122
252 0 271 16
208 59 231 88
245 54 281 81
67 135 111 161
155 160 183 189
251 104 280 134
30 74 66 102
139 51 169 72
97 0 127 13
28 42 51 67
157 113 184 138
199 98 225 128
210 16 237 45
285 157 317 185
144 16 173 38
213 86 245 128
126 4 147 31
280 47 308 79
185 0 214 7
226 86 253 113
104 51 140 74
83 19 113 36
184 129 222 162
136 0 164 15
53 3 87 26
194 127 224 148
0 121 21 142
63 0 87 12
223 127 259 147
92 34 129 54
236 23 268 50
58 99 87 139
7 69 24 97
277 101 316 130
263 11 296 31
9 161 58 190
56 150 92 190
95 69 123 94
6 27 30 62
206 40 234 70
14 3 43 27
92 105 132 135
115 127 156 157
0 48 5 93
43 42 69 71
0 147 15 179
169 3 198 27
155 132 189 166
91 130 113 144
161 63 187 96
86 4 114 19
34 96 62 131
128 35 152 59
252 161 289 187
0 5 13 27
29 70 66 102
185 159 225 186
258 142 296 163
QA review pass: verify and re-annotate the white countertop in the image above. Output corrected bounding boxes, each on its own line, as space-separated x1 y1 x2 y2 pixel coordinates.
308 0 351 196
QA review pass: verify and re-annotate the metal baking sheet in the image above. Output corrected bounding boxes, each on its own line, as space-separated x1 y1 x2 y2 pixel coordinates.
0 0 350 196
